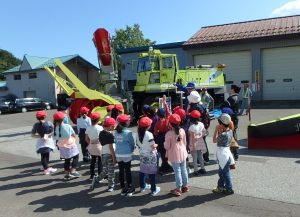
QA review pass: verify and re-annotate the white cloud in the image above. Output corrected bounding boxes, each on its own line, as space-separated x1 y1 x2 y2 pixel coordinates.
271 0 300 17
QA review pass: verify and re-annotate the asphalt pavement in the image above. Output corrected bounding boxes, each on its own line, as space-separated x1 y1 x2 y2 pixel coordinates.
0 109 300 217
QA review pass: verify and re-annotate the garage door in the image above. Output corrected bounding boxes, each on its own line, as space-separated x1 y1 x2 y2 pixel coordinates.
262 46 300 100
194 51 252 91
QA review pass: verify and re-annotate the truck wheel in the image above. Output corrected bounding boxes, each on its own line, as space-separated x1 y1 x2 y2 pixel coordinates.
46 105 51 110
0 110 2 115
21 107 27 113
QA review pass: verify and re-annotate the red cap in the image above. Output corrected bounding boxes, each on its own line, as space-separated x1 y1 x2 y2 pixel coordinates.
90 112 100 120
106 105 114 111
189 110 201 119
114 104 124 112
36 110 47 119
174 108 186 120
173 106 181 113
169 114 181 125
80 106 89 114
117 114 130 123
138 117 152 128
53 111 66 121
103 117 116 127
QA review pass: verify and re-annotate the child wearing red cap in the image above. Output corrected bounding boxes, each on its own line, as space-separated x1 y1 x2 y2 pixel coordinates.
164 114 189 196
114 114 135 196
188 110 207 175
31 110 57 175
106 105 114 118
77 106 91 162
85 112 104 181
99 117 117 192
111 104 124 120
154 96 172 174
53 111 81 180
137 117 160 196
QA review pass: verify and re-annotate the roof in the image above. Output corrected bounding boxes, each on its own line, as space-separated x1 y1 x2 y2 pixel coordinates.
116 41 185 54
184 15 300 47
3 54 98 74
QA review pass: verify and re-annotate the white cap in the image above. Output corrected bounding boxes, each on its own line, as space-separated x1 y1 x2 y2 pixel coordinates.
218 113 231 125
187 91 201 104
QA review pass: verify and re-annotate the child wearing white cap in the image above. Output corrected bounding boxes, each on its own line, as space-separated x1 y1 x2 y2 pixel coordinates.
212 113 235 194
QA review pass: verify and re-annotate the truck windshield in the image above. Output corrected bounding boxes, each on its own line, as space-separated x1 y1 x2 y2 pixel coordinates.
137 56 159 72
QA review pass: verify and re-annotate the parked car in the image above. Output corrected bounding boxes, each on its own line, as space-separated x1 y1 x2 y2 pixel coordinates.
0 98 14 115
12 98 52 113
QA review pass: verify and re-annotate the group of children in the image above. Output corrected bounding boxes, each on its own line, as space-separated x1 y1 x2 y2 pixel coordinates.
31 92 237 197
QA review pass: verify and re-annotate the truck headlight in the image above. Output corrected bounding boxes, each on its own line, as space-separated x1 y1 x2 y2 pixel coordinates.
149 73 160 84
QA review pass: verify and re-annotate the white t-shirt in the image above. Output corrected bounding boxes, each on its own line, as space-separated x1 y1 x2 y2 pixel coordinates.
136 131 155 155
85 125 103 141
77 116 91 131
188 122 206 151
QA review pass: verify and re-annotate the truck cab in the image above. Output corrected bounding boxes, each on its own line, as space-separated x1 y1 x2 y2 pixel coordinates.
134 48 178 93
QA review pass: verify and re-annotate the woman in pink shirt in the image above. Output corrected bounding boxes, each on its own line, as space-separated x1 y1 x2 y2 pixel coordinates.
164 114 189 196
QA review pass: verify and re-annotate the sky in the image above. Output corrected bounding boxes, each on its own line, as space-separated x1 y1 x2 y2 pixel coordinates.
1 0 300 67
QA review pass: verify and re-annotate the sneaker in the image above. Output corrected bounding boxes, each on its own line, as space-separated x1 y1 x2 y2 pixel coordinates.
48 167 57 174
64 173 73 180
198 168 207 174
126 187 135 197
121 188 128 196
181 186 190 193
223 189 234 195
212 187 225 193
96 176 105 183
151 186 160 196
204 160 210 165
107 186 114 192
70 171 81 178
170 188 182 196
43 168 50 175
140 183 151 192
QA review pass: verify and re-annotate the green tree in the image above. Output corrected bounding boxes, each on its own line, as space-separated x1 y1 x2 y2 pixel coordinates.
0 49 21 80
110 24 156 95
111 24 156 50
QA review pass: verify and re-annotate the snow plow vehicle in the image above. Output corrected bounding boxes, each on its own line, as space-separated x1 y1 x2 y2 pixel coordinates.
132 48 226 117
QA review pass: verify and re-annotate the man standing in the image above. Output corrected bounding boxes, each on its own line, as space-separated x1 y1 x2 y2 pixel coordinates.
175 82 196 111
200 88 214 110
239 83 252 116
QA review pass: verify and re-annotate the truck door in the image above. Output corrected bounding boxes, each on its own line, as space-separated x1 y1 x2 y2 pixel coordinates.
161 56 175 83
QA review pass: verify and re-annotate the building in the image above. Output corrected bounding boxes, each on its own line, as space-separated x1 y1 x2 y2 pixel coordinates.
3 54 99 104
184 15 300 100
119 15 300 101
117 41 186 91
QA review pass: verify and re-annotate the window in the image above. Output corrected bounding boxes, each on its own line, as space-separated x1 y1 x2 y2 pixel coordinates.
137 57 151 72
162 57 173 68
14 74 21 80
29 72 37 79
